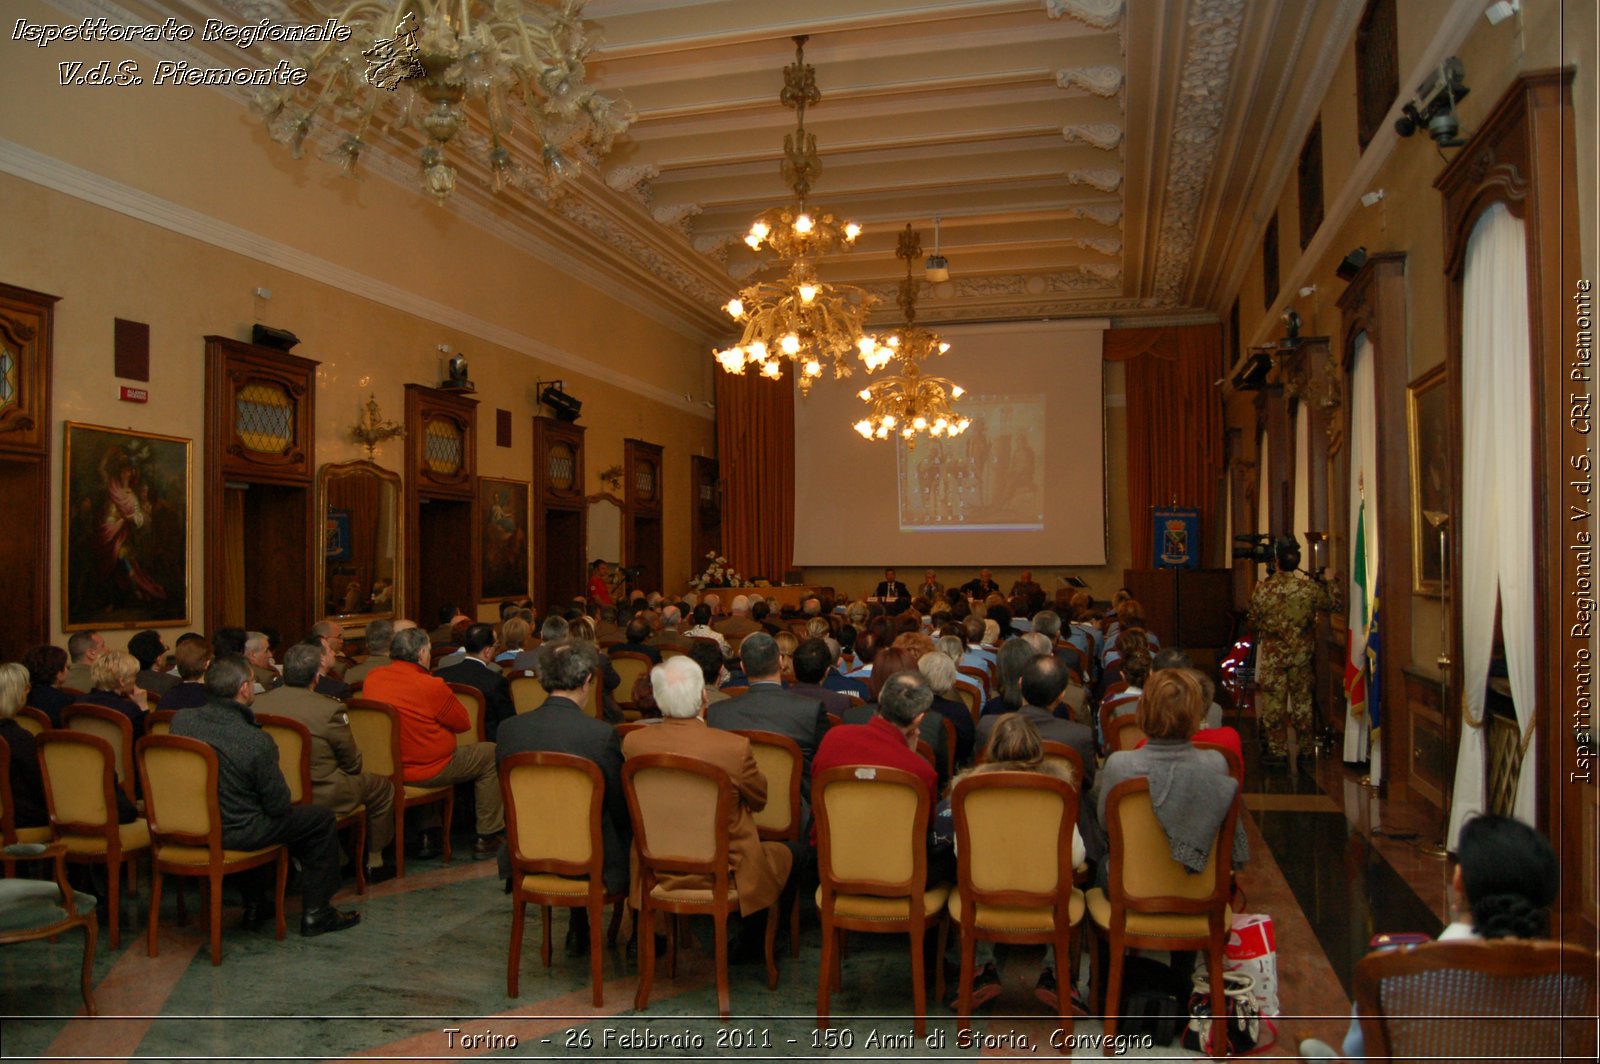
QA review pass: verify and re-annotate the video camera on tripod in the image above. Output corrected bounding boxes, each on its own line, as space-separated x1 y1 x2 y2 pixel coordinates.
1232 532 1277 570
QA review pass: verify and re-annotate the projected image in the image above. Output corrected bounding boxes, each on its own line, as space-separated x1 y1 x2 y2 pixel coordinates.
898 396 1046 531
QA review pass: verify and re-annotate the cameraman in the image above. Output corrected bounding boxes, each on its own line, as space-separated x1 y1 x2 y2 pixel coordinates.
1247 535 1340 767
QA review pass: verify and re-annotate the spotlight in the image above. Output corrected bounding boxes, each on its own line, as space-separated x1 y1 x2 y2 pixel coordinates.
1485 0 1519 25
1336 246 1368 281
924 213 951 282
536 379 582 422
251 323 300 351
1360 189 1386 207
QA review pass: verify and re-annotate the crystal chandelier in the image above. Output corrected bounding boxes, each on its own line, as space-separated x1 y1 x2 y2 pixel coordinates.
253 0 633 205
854 225 969 449
714 36 884 395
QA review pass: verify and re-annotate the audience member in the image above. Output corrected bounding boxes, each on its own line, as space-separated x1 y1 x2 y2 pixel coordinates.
495 616 531 665
128 630 179 699
707 632 829 803
23 644 74 725
361 628 504 860
684 604 731 655
0 662 47 830
156 640 213 710
787 638 852 717
345 618 413 684
496 638 630 955
81 649 148 731
172 655 360 935
715 595 761 638
842 646 950 789
244 631 282 693
254 644 396 882
63 630 105 693
916 651 975 766
435 623 516 741
610 618 661 664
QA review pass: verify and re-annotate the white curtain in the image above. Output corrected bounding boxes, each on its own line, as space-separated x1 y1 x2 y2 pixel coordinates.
1344 332 1379 767
1449 202 1537 846
1292 405 1310 548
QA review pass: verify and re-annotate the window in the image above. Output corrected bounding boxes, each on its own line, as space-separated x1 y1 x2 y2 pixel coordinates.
1355 0 1399 151
1262 214 1280 309
1298 118 1323 249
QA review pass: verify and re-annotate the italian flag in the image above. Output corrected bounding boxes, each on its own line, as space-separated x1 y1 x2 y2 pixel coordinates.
1344 499 1370 717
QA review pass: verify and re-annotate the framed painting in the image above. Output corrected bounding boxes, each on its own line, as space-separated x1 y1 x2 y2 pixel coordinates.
62 422 191 630
479 476 530 602
1407 365 1449 596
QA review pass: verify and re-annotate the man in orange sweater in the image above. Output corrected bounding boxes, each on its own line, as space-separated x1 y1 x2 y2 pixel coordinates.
362 626 504 859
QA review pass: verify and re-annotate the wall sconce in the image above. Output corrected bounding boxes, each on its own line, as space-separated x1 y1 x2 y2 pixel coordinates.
349 394 404 459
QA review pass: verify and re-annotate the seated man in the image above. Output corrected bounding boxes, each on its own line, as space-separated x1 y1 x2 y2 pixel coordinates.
689 641 733 706
648 606 693 650
128 629 179 700
683 604 731 656
707 632 829 803
255 644 397 882
787 638 853 718
435 623 516 741
623 656 792 930
495 639 629 955
310 619 356 678
63 630 106 693
300 636 351 702
714 595 762 639
157 639 213 710
961 569 1001 599
245 631 282 693
344 618 415 685
172 655 359 935
873 568 910 605
609 618 662 664
361 627 504 859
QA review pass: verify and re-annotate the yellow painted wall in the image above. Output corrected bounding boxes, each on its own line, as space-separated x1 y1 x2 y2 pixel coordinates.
0 0 719 652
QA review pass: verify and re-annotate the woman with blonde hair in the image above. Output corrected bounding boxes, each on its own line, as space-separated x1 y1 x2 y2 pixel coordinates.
917 651 975 765
0 662 48 831
933 714 1085 1010
496 616 531 664
82 648 148 730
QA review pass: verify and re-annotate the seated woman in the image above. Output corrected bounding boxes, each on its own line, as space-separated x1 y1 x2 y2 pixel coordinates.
916 650 975 767
979 637 1037 719
0 662 48 831
22 644 75 726
933 714 1085 1011
78 649 148 732
1093 668 1247 883
495 617 531 665
1301 814 1560 1061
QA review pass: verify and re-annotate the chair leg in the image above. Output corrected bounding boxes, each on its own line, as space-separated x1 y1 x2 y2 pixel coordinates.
957 925 976 1031
353 813 368 895
712 909 730 1022
77 916 98 1015
507 893 525 998
763 902 779 991
394 800 407 878
1102 932 1125 1056
273 852 288 941
934 917 948 1005
106 856 123 951
440 797 454 864
540 905 553 968
634 902 655 1011
125 855 138 895
147 868 164 958
175 877 187 926
588 898 605 1008
1056 926 1074 1051
788 889 801 959
665 914 678 981
816 908 834 1029
909 918 926 1040
207 872 223 966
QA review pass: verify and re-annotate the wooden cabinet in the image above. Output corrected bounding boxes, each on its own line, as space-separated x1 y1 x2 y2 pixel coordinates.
0 283 57 658
533 418 586 610
404 384 477 623
624 437 664 596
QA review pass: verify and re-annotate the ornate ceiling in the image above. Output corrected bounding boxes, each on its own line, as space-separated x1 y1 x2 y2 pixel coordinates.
88 0 1367 340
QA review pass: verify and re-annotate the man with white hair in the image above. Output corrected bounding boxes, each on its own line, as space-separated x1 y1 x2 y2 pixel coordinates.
622 656 791 922
648 605 693 651
714 595 761 639
245 631 282 693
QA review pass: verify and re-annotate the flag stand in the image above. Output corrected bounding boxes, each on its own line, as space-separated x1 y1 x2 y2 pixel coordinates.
1419 511 1452 858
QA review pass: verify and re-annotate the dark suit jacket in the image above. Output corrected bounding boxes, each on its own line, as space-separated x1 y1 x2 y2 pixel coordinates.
787 682 852 719
874 580 910 601
495 696 630 896
707 682 828 802
436 656 516 741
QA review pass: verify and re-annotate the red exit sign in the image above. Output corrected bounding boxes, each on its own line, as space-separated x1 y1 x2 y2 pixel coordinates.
119 386 148 403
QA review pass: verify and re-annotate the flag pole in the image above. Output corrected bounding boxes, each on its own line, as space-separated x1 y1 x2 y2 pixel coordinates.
1420 510 1452 858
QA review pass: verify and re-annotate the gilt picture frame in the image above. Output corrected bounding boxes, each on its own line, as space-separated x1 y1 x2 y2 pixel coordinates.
1407 365 1449 596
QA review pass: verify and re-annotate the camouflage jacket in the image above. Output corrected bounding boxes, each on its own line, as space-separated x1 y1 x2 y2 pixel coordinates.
1247 570 1340 666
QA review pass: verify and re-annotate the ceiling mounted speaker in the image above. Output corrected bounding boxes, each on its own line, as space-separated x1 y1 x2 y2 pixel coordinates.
1336 247 1368 281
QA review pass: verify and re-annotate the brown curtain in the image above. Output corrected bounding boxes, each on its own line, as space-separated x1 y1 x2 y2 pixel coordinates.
222 488 247 627
1104 324 1226 569
329 474 380 610
715 365 795 582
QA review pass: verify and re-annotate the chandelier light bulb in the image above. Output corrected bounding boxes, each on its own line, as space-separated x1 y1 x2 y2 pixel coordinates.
804 359 822 377
794 213 814 234
762 361 782 378
913 416 928 431
780 334 801 355
844 222 861 241
725 298 744 318
938 342 951 354
951 385 964 398
750 221 770 242
798 284 818 303
854 420 873 438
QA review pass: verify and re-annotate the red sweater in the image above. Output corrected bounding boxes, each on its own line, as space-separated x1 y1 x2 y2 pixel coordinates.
361 661 469 781
811 715 937 798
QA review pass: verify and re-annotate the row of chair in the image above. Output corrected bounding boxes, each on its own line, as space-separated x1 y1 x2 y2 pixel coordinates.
500 727 1240 1054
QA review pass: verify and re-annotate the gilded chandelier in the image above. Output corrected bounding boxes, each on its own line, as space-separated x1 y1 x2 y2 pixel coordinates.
253 0 633 204
714 36 884 395
854 225 968 449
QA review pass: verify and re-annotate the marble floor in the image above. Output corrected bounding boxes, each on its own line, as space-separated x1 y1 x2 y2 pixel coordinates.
1 722 1454 1062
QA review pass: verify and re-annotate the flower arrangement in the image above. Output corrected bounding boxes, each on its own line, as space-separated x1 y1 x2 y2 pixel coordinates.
690 551 743 589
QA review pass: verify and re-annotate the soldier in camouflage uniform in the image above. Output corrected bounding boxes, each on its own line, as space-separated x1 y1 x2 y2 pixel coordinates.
1247 536 1340 762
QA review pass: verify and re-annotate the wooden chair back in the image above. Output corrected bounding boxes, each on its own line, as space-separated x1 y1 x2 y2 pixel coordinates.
814 764 929 903
503 751 603 875
136 734 222 849
254 714 312 804
509 675 547 714
63 703 135 801
1039 739 1085 783
608 652 654 711
15 707 50 735
145 710 176 736
956 665 991 697
445 683 486 744
37 730 121 840
622 753 733 882
1103 776 1236 921
344 698 400 780
732 730 802 842
1104 714 1147 754
1192 740 1244 786
1352 939 1599 1061
953 680 982 724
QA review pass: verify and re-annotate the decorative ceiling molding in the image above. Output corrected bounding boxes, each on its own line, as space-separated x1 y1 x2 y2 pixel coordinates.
1061 123 1125 150
1066 204 1125 227
605 163 659 203
1044 0 1127 31
652 202 703 233
1149 0 1247 304
1055 65 1126 98
1069 236 1124 256
1068 168 1124 193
